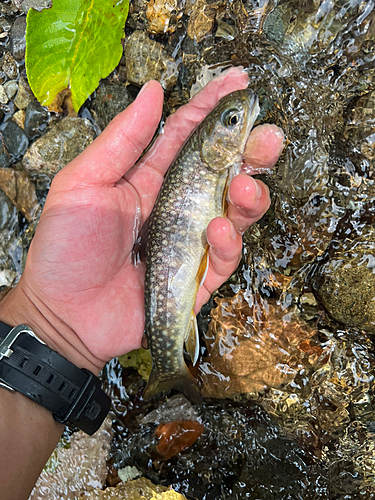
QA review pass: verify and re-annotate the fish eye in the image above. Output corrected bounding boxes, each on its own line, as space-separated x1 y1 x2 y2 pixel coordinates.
221 108 240 127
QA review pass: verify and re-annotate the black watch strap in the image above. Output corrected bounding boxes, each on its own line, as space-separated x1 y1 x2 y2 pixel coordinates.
0 321 111 435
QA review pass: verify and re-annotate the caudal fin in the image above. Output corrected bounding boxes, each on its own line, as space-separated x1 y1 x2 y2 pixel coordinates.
143 363 201 402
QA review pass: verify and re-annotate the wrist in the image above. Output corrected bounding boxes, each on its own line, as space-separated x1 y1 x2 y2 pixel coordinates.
0 279 104 375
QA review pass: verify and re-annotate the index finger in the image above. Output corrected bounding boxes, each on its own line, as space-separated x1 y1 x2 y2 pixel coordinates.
58 80 164 189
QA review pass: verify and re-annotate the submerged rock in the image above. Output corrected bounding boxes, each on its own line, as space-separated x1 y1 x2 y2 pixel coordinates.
84 477 187 499
90 82 133 131
186 0 221 43
22 117 95 177
313 232 375 334
124 30 178 91
146 0 182 34
29 419 113 500
0 167 39 220
14 75 35 110
2 52 18 80
199 291 317 398
10 15 26 61
0 120 28 167
23 101 49 138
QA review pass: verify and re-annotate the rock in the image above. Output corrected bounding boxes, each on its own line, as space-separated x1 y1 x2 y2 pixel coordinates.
0 120 29 167
199 291 317 398
91 82 133 131
10 15 26 61
29 418 113 500
83 477 187 499
139 394 199 425
117 466 141 483
146 0 182 34
14 75 35 110
24 101 49 138
0 167 40 220
3 80 18 100
21 0 51 12
12 109 25 129
0 85 8 104
187 0 220 43
313 232 375 333
2 52 18 80
124 30 178 91
22 117 95 177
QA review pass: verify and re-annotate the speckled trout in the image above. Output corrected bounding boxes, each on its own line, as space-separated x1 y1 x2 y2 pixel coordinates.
143 89 259 400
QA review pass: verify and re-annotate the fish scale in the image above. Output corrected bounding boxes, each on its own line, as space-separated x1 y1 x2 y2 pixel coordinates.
143 89 259 400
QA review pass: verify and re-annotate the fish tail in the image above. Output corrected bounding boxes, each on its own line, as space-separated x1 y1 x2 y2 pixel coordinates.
143 363 202 402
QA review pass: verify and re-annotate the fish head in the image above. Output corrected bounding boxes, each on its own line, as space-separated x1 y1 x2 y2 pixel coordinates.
200 89 259 174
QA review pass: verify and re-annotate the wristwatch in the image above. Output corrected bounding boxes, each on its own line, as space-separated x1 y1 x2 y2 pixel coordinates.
0 321 111 435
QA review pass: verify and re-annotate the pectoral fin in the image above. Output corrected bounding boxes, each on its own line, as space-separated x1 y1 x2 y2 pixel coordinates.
185 311 200 366
196 250 209 289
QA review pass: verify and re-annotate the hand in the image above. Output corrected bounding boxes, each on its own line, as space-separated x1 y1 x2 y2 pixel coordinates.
0 67 284 373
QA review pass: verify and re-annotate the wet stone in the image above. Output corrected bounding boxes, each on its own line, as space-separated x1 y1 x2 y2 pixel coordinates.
0 167 39 220
146 0 182 35
0 84 8 104
21 0 51 12
12 109 25 129
14 75 35 110
124 30 178 91
90 82 134 131
2 52 18 80
10 15 26 61
313 232 375 334
4 80 18 100
0 120 28 167
22 117 95 177
24 101 49 138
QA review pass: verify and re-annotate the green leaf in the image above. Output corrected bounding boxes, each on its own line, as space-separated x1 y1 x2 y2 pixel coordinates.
25 0 129 112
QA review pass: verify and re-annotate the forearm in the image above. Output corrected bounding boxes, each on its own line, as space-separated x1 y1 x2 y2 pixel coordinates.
0 284 98 500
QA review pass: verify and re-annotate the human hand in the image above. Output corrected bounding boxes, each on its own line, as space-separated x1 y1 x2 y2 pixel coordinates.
0 67 284 373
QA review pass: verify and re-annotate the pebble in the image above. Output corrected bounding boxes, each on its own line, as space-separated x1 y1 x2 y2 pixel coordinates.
0 167 40 220
22 117 95 177
12 109 25 129
124 30 178 91
0 120 29 168
90 82 133 131
24 101 49 138
21 0 51 12
0 85 9 104
2 52 18 80
10 15 26 61
14 75 35 109
4 80 18 100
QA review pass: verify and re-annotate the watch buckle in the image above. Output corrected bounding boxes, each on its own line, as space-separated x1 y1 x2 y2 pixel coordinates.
0 325 46 392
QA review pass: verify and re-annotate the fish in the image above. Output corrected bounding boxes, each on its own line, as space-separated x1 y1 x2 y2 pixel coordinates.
143 88 260 400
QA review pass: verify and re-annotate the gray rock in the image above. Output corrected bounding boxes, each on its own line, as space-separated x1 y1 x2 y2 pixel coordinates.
2 52 18 80
4 80 18 100
22 117 95 177
24 101 49 138
14 75 35 109
0 120 29 167
91 82 133 131
21 0 51 12
124 30 178 91
10 15 26 61
0 85 9 104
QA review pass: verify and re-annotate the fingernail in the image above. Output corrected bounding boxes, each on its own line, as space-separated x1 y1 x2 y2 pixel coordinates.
138 81 150 97
230 221 237 240
253 178 262 200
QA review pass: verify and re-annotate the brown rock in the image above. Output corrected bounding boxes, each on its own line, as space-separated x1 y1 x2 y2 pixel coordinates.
124 30 178 91
22 117 95 177
187 0 221 43
199 291 317 398
146 0 182 34
83 477 187 499
0 167 39 220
